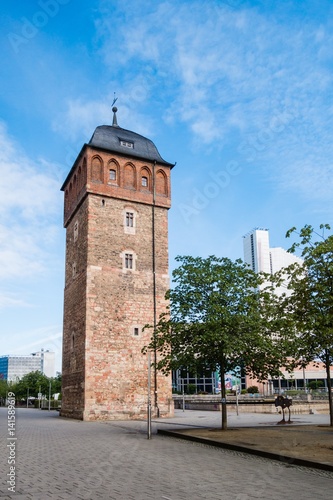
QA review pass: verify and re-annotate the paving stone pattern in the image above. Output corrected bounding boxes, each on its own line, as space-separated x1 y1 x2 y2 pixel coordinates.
0 408 332 500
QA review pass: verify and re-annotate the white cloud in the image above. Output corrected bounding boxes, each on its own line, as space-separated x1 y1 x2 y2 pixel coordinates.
52 98 111 141
0 123 60 222
0 122 62 285
0 293 29 309
58 1 333 205
96 2 333 146
52 88 157 143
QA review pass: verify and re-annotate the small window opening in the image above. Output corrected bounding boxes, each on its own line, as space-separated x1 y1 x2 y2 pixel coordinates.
142 176 148 187
109 169 116 181
74 221 78 242
125 253 133 269
120 140 134 149
101 199 105 207
126 212 134 227
134 327 139 336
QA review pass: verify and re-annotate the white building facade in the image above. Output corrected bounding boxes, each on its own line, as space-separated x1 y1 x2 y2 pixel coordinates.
243 228 303 295
0 350 55 382
243 228 310 393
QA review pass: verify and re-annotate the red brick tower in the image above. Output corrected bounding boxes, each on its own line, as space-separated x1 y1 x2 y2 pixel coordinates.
60 108 174 420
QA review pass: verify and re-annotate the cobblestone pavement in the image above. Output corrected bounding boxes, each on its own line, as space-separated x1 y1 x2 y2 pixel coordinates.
1 408 332 500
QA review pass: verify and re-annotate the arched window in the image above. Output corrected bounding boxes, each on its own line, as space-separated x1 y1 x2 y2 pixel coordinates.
156 170 168 196
108 159 120 185
140 167 151 191
91 156 103 182
124 163 136 189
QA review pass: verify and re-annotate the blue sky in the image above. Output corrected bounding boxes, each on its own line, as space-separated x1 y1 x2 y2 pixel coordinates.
1 0 333 372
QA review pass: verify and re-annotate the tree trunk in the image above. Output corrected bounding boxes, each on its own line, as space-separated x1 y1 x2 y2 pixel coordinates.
219 360 227 430
325 350 333 426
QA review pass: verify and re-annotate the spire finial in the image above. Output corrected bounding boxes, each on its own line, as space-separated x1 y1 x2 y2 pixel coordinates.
112 93 119 127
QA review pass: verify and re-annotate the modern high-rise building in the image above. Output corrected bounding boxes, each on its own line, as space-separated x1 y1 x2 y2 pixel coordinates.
243 228 303 295
60 107 174 421
0 350 55 382
243 228 271 274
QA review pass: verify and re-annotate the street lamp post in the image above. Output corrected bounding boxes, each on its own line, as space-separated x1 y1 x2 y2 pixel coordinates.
48 381 51 411
147 352 152 439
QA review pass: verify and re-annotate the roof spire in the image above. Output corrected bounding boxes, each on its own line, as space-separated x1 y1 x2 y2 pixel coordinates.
112 106 119 127
111 93 119 127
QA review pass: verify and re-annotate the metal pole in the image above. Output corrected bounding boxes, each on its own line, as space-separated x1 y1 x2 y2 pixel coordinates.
182 379 185 412
151 161 159 417
27 387 29 408
147 352 152 439
39 385 41 409
48 381 51 411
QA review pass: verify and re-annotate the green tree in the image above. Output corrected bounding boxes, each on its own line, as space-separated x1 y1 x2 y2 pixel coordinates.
143 255 292 430
15 371 50 400
285 224 333 425
0 378 9 403
50 372 62 395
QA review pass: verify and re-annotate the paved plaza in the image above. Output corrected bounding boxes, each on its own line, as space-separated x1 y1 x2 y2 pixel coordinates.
1 407 333 499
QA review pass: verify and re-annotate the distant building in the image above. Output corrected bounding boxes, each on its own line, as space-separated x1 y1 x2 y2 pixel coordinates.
243 228 271 274
243 229 307 394
0 350 55 382
243 228 303 295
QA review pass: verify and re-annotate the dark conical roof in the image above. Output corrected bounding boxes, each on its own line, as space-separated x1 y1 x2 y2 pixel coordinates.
89 124 173 167
61 108 175 192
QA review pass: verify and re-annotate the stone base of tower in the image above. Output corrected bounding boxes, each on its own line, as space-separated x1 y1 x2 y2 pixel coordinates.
60 374 174 421
60 400 174 422
60 401 174 422
82 399 173 422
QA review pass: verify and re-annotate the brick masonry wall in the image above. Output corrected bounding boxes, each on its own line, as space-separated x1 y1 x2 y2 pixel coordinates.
61 147 174 421
61 197 89 419
63 146 171 227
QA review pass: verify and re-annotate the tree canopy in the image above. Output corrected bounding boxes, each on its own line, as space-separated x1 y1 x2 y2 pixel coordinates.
4 371 62 401
284 224 333 425
144 255 293 429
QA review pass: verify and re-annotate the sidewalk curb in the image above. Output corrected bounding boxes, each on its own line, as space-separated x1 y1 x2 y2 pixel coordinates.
157 429 333 473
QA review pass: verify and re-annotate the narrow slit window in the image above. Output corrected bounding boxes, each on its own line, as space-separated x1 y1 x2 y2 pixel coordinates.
74 221 79 242
134 327 139 336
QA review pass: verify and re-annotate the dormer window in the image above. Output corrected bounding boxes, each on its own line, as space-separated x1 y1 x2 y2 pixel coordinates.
120 140 134 149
